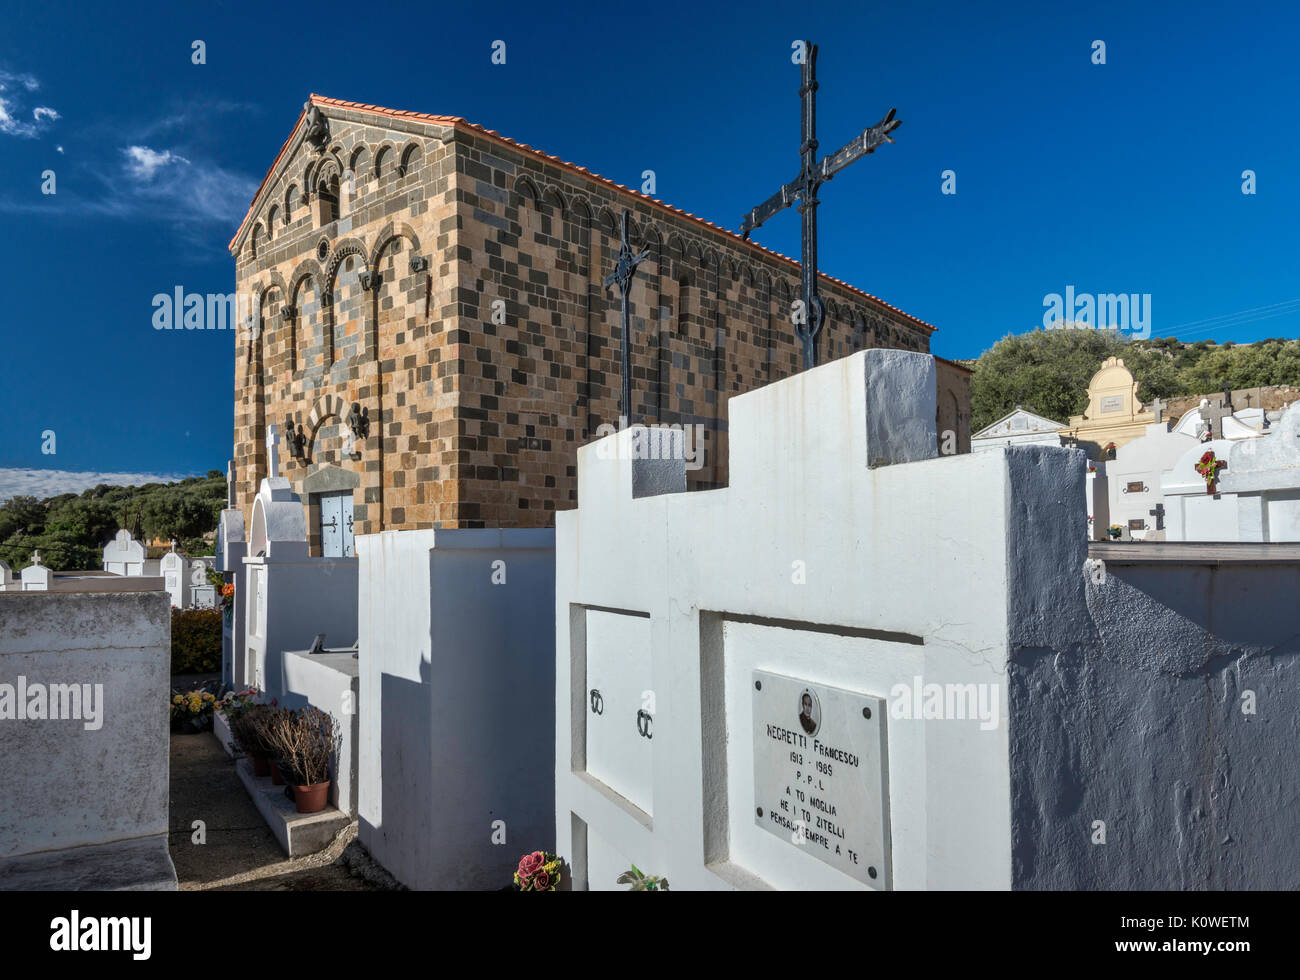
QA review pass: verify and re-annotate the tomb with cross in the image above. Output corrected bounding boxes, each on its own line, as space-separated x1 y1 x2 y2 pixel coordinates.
1198 399 1233 441
740 40 900 369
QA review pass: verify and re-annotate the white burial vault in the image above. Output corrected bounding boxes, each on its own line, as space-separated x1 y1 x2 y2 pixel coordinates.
555 349 1081 890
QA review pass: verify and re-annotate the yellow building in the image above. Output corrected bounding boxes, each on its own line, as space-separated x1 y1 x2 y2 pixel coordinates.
1059 357 1158 458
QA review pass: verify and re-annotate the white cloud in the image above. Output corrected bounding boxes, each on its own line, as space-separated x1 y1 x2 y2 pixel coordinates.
123 145 189 180
0 468 197 504
0 70 56 137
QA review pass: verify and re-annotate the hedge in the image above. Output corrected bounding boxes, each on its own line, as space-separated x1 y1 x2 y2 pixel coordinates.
172 608 223 674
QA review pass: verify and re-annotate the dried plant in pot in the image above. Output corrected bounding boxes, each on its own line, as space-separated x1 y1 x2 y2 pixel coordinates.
256 706 340 813
229 702 274 776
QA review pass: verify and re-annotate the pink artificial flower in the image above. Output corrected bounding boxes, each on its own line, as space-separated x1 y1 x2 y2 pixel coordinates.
534 871 550 890
517 851 545 879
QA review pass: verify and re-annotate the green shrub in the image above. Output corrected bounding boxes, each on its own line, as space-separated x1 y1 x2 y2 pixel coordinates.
171 608 223 674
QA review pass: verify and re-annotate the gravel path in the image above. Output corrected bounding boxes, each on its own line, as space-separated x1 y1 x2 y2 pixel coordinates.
167 731 397 891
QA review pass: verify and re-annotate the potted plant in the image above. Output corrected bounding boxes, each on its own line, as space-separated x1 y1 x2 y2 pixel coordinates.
257 706 340 813
512 851 564 891
230 702 273 776
1195 450 1226 494
1107 524 1123 540
617 864 669 891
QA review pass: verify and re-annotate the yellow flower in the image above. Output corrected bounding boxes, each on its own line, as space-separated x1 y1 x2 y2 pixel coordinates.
173 695 183 704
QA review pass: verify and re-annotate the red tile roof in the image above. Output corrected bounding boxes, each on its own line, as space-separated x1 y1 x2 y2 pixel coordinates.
230 94 936 334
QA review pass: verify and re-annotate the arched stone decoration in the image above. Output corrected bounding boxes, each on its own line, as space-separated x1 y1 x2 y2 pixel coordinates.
248 477 309 560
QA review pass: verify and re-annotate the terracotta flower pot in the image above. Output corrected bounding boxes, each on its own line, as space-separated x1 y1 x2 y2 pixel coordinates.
292 780 330 814
269 758 285 785
251 752 270 777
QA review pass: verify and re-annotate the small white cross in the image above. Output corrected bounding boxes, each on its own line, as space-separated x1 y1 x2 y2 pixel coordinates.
169 539 177 552
1149 396 1166 423
31 549 42 566
266 424 281 479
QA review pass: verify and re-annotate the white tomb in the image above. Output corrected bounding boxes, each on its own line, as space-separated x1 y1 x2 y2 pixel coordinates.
102 529 147 576
356 527 555 888
216 460 249 691
20 551 51 592
158 546 190 609
1105 422 1197 540
1212 403 1300 542
0 560 15 592
971 406 1065 452
189 559 216 609
242 426 357 700
1159 437 1241 541
555 350 1082 891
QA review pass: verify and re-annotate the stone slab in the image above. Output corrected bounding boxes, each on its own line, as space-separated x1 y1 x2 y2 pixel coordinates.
0 835 177 891
236 758 350 857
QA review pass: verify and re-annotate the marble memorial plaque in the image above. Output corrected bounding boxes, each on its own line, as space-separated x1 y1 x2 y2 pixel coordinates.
1100 395 1123 413
752 669 890 888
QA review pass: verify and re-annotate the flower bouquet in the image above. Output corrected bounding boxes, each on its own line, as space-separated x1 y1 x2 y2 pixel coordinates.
171 689 217 733
513 850 563 891
1194 451 1225 492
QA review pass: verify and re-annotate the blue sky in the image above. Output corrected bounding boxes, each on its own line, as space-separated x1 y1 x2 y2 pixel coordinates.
1 0 1298 492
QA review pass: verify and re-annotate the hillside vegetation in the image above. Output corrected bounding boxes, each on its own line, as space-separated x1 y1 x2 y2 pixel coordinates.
970 331 1300 432
0 472 224 572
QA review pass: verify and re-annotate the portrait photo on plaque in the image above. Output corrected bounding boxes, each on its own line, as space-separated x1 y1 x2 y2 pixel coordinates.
798 688 821 736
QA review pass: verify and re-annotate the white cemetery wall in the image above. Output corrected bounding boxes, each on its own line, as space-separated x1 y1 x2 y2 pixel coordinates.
241 556 358 701
1018 548 1300 888
357 527 556 890
282 649 359 815
556 350 1059 891
0 591 176 889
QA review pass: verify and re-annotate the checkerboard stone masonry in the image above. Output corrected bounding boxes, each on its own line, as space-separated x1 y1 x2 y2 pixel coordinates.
230 96 969 547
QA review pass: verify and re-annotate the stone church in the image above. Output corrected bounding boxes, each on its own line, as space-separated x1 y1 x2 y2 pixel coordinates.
229 94 969 554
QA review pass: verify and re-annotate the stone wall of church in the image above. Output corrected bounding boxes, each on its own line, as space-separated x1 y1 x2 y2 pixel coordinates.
233 111 464 550
448 126 935 526
233 106 941 541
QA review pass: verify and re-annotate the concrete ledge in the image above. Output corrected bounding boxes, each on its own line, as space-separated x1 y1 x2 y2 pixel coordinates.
236 758 349 857
213 710 235 758
1089 541 1300 565
0 835 177 891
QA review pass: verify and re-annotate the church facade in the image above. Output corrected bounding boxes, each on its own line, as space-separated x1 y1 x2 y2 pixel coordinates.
229 95 968 553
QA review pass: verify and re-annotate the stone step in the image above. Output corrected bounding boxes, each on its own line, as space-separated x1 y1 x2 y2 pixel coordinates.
235 758 349 858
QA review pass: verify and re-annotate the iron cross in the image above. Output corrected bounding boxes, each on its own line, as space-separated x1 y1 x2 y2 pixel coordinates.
740 41 900 369
604 209 650 424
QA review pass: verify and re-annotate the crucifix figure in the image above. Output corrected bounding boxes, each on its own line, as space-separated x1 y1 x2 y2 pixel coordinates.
265 423 281 479
1149 396 1166 424
740 41 900 369
603 209 650 424
1199 398 1232 440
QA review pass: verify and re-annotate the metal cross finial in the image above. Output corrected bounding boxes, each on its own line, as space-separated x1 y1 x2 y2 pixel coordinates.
740 41 900 370
604 209 650 424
